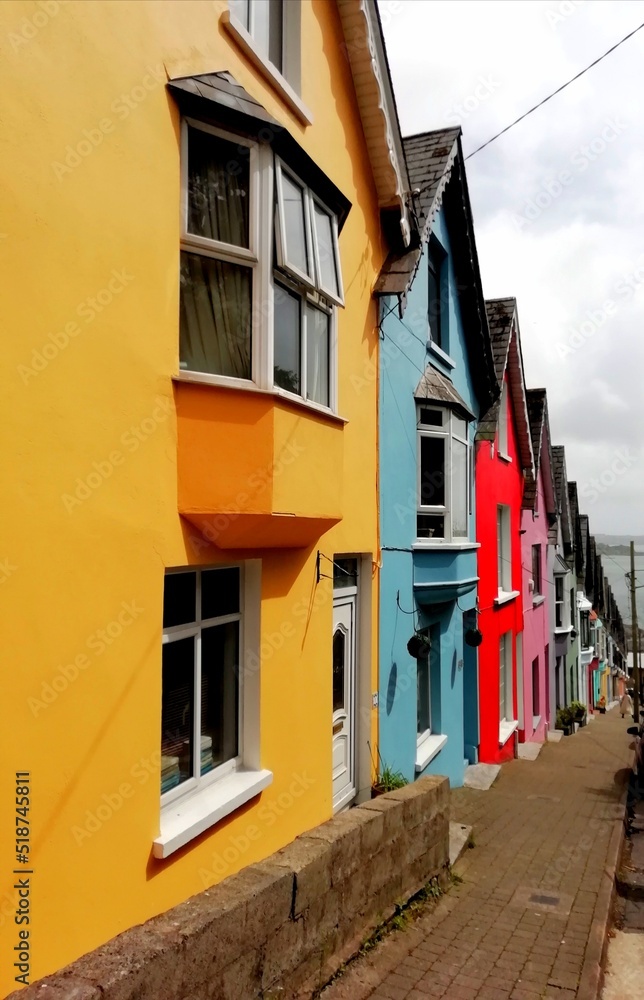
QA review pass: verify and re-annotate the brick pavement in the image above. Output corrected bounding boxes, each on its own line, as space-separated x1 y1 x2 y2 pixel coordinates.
321 708 632 1000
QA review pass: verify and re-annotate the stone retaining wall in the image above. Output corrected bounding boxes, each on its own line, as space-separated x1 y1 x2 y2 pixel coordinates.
9 775 449 1000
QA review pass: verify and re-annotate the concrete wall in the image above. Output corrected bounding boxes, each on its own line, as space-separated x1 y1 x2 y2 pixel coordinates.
6 777 450 1000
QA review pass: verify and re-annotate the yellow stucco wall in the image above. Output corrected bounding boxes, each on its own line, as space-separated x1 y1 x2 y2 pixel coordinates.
0 0 386 989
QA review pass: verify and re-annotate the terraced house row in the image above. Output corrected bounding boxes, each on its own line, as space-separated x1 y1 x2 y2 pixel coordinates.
0 0 629 996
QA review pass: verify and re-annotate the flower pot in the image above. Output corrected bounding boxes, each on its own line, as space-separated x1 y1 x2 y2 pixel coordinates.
371 785 386 798
599 707 606 714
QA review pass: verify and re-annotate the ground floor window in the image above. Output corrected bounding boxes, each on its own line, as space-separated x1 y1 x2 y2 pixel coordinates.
499 631 513 722
532 656 540 720
161 566 242 801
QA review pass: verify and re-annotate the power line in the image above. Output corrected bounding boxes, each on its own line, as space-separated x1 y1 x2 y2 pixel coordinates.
465 21 644 160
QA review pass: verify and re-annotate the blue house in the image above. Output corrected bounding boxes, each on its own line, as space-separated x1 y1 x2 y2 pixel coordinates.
375 129 497 788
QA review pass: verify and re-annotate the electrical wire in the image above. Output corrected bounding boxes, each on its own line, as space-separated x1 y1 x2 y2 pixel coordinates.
465 21 644 160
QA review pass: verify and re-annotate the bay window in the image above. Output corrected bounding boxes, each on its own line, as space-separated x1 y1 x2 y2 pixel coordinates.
179 120 343 410
416 405 470 541
555 576 564 628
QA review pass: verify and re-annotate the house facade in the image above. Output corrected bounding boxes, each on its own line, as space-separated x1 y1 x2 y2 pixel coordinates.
520 389 556 742
551 447 579 710
378 128 497 788
476 299 534 764
0 0 413 989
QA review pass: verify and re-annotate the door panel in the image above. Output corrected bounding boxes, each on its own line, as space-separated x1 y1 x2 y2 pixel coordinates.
332 597 356 812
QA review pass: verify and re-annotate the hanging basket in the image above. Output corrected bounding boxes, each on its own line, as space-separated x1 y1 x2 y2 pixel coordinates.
407 632 431 659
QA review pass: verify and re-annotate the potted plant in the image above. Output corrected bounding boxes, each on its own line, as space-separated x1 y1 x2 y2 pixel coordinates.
372 761 408 797
570 700 587 727
556 707 574 736
598 695 607 714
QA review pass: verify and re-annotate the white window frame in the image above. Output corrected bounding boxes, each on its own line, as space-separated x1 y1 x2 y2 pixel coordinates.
499 630 516 733
156 561 271 859
178 123 342 414
497 504 512 595
417 653 431 744
416 405 470 543
498 381 509 458
554 575 565 630
531 544 542 597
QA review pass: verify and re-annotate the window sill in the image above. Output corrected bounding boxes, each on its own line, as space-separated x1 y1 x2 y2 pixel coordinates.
221 11 313 127
412 541 480 551
499 720 518 746
495 590 520 607
154 768 273 859
555 625 573 635
415 733 448 773
532 715 541 731
532 595 546 607
428 341 456 370
174 372 348 425
498 452 512 463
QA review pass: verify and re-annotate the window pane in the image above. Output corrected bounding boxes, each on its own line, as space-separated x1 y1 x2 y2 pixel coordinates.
452 439 467 537
201 567 240 621
452 414 467 439
163 572 196 628
333 627 345 713
281 172 309 276
161 636 195 791
187 127 250 248
313 202 339 296
274 284 301 393
229 0 250 28
420 436 445 506
306 304 330 406
418 407 443 427
499 636 505 719
202 623 239 769
333 557 358 589
417 514 444 539
417 655 430 736
268 0 283 70
532 658 540 715
180 251 252 379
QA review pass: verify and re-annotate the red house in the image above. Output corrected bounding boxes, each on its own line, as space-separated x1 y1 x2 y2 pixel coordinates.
475 299 535 764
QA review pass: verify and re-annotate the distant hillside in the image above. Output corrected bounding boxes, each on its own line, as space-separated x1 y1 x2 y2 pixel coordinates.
596 534 644 547
596 543 630 555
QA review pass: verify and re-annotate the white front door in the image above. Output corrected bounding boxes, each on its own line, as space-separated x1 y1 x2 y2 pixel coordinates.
332 595 356 812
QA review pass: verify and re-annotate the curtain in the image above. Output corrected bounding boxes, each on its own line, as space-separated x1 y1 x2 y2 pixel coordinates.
306 304 329 406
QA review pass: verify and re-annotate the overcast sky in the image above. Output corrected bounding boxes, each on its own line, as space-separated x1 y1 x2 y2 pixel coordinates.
381 0 644 536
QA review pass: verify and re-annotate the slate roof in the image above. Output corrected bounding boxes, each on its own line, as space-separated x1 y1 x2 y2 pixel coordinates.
525 388 557 519
579 514 589 580
476 299 515 441
414 364 473 416
568 482 584 578
404 128 461 239
552 446 572 555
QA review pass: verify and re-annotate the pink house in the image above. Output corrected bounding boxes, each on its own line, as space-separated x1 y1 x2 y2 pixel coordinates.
520 389 557 743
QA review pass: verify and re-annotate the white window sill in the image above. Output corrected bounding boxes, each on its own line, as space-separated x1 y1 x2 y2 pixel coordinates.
221 11 313 126
555 625 573 635
412 541 480 551
499 720 518 745
495 589 520 607
532 595 545 607
499 452 512 463
154 768 273 859
428 340 456 370
532 715 541 730
415 733 448 772
174 372 348 425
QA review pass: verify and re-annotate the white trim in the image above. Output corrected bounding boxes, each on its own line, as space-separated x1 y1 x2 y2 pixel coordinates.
499 720 518 745
532 595 546 607
173 373 348 425
274 160 316 288
532 715 541 731
554 625 573 635
495 589 520 607
428 340 456 370
154 768 273 858
412 542 480 552
415 733 447 773
221 11 313 126
498 453 512 464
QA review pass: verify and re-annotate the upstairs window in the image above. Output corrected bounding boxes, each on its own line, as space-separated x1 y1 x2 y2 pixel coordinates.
570 588 575 627
498 381 509 457
229 0 285 72
417 406 470 542
497 504 511 593
531 544 542 597
427 240 448 352
179 122 343 411
555 576 564 627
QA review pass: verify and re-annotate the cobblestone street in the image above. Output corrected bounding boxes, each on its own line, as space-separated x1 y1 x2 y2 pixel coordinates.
322 708 633 1000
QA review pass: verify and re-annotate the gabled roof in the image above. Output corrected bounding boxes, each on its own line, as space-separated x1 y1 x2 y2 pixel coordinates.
552 446 573 556
568 482 584 578
374 128 497 413
476 299 535 504
525 388 557 518
414 365 474 417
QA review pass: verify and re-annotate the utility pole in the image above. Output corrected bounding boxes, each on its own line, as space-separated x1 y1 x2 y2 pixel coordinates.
630 540 640 723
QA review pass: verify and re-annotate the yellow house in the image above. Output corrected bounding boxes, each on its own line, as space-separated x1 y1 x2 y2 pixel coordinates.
0 0 412 989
